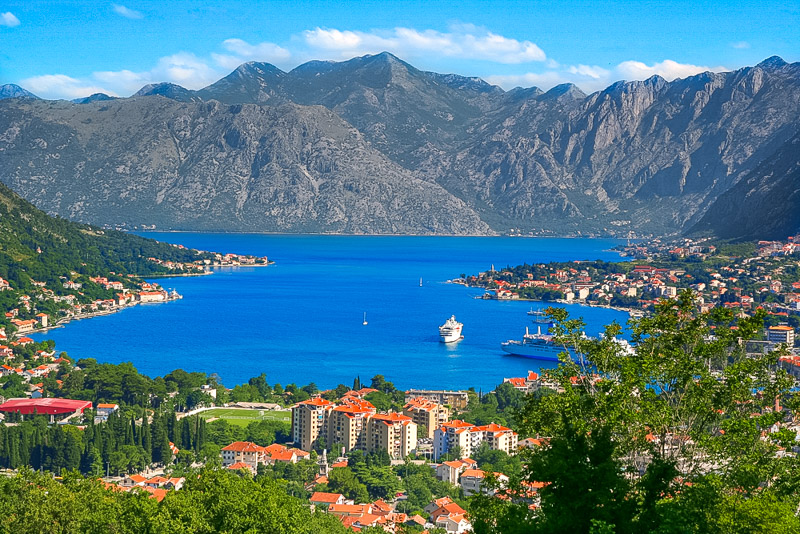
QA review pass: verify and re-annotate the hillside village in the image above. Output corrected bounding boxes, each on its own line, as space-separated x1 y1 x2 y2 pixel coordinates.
0 250 270 340
464 236 800 350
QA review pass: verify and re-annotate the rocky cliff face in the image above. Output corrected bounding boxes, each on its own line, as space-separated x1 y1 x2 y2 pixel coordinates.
1 54 798 237
0 98 489 234
690 131 800 241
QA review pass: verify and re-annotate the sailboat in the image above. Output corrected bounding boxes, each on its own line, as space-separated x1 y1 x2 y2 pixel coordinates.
362 312 368 326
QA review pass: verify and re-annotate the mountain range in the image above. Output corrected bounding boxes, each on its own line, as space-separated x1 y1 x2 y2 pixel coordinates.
1 53 798 238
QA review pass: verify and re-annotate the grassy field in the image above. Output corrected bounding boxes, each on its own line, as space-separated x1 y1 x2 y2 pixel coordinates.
198 408 291 427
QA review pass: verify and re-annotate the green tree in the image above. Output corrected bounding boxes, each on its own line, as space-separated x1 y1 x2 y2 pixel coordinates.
471 292 800 532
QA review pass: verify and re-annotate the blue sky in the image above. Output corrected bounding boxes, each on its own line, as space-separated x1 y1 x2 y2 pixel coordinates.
1 0 797 99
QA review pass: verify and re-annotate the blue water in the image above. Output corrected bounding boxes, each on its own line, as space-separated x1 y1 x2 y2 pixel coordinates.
32 235 630 391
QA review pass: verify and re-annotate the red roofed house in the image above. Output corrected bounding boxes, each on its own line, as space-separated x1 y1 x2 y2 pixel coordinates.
310 491 348 509
503 371 540 394
427 497 471 533
436 458 477 484
220 441 266 472
263 443 310 464
434 420 518 460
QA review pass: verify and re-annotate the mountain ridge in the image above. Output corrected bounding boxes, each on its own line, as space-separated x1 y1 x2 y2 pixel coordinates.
1 54 798 238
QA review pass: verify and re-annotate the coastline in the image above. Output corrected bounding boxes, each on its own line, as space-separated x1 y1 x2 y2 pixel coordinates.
23 262 274 338
456 282 640 317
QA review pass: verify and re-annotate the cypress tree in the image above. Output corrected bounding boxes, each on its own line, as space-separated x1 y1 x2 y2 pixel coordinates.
180 418 192 451
142 411 152 463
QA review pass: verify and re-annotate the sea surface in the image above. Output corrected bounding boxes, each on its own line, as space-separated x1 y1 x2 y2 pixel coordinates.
33 234 631 391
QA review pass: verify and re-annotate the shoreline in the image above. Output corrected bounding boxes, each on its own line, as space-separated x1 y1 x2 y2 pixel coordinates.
24 262 274 338
457 283 640 317
136 230 638 239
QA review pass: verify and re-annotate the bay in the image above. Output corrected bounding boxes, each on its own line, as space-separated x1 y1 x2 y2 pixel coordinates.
32 234 630 391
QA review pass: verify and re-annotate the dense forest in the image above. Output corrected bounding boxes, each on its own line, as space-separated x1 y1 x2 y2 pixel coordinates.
0 180 213 291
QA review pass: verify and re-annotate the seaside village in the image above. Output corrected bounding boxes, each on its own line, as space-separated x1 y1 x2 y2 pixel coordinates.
468 235 800 354
0 249 268 338
0 237 799 532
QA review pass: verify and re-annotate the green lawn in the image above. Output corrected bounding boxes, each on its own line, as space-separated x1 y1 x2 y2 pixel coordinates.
198 408 291 427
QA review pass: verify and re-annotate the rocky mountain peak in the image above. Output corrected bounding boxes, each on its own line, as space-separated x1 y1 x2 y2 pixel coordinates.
134 82 196 101
541 83 586 101
0 84 39 100
72 93 117 104
758 55 788 69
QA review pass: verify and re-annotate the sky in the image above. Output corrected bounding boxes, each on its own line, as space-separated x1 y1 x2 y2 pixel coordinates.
1 0 797 100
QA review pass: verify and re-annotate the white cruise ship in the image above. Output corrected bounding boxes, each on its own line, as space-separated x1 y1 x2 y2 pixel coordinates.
501 325 573 361
439 315 464 343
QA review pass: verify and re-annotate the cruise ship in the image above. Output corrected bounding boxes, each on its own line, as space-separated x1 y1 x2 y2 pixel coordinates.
439 315 464 343
501 325 575 361
502 322 635 362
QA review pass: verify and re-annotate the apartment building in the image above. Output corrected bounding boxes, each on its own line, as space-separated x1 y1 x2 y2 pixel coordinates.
403 397 451 438
767 325 796 346
328 398 375 453
404 389 470 410
366 412 417 459
292 397 418 459
292 397 334 451
433 420 518 460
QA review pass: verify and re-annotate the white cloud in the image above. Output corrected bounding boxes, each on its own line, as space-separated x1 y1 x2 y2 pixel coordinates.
731 41 751 49
150 52 219 87
616 59 724 81
211 39 291 69
19 74 116 100
568 64 611 80
112 4 143 19
95 52 221 94
93 69 150 94
300 25 546 64
0 11 20 27
486 58 727 93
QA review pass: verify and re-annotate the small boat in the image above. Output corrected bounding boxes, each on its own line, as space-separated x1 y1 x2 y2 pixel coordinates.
439 315 463 343
419 277 423 287
362 312 368 326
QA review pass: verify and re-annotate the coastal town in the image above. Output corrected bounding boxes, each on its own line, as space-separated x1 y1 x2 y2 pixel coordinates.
0 342 532 533
461 235 800 347
2 233 800 531
0 249 270 339
2 234 800 531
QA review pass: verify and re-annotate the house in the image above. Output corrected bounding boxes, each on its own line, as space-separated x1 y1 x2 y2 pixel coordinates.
435 458 477 485
10 319 36 334
502 371 540 393
309 491 347 509
263 443 310 464
35 313 48 328
138 290 167 303
96 403 119 417
427 497 471 533
460 469 509 497
121 474 147 487
220 441 266 471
